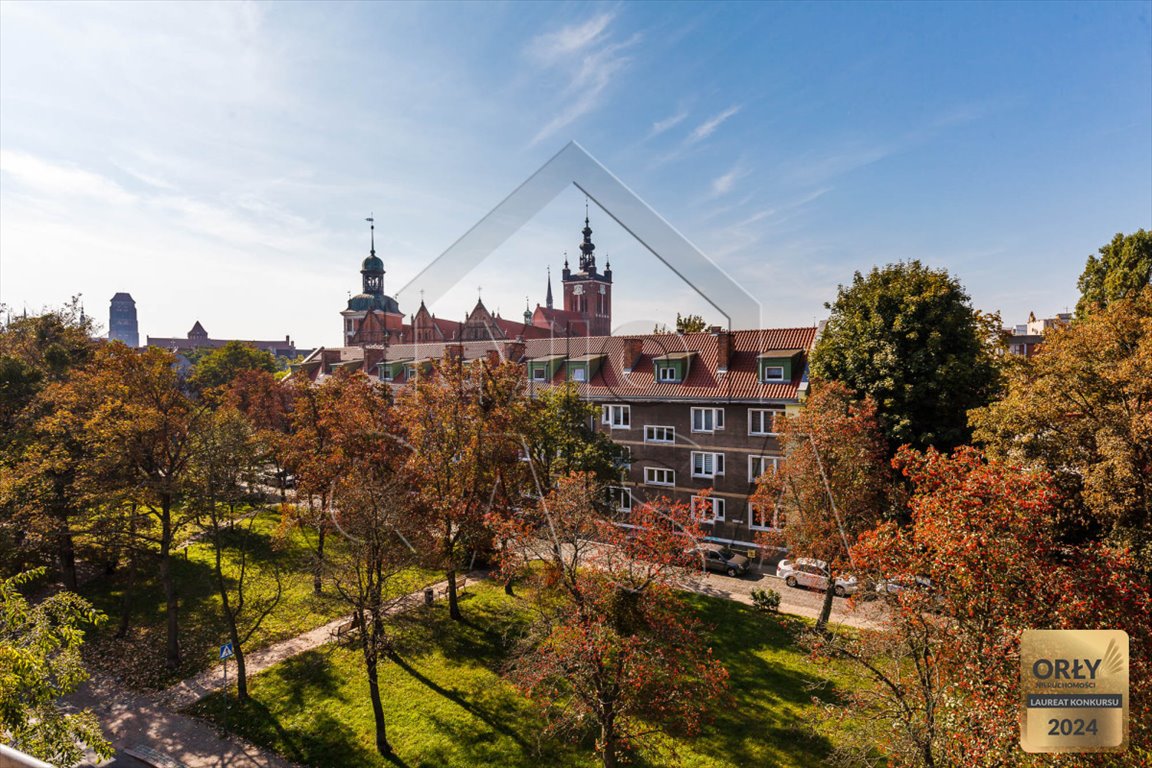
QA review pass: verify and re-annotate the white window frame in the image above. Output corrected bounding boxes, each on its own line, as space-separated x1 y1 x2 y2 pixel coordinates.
761 365 785 383
748 501 785 531
657 365 680 382
610 486 633 512
644 425 675 444
691 407 725 433
571 367 586 382
691 495 726 523
749 455 779 482
691 451 725 479
531 366 546 382
602 404 631 429
748 407 784 436
380 368 394 382
644 467 675 486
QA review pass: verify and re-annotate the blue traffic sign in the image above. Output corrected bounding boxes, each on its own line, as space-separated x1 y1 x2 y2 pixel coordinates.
219 642 234 660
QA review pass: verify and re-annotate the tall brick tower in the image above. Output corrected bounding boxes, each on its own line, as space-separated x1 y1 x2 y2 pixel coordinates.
108 292 139 347
561 209 612 336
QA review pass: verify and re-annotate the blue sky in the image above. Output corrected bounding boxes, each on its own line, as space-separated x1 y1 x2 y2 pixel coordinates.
1 1 1149 347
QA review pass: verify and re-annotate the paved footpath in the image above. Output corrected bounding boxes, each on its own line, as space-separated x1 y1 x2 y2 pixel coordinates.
71 575 471 768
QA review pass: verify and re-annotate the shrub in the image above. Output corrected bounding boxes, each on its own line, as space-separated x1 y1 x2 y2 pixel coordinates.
751 588 780 613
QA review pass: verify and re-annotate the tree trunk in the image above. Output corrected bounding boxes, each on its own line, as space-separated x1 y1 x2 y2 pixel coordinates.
160 497 180 671
214 518 248 701
116 548 137 639
600 716 618 768
313 525 326 595
56 527 77 591
816 579 836 631
504 577 514 597
363 620 392 757
446 567 461 621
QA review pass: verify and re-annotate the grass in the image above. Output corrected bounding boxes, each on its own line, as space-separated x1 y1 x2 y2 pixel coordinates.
78 507 438 689
190 581 873 768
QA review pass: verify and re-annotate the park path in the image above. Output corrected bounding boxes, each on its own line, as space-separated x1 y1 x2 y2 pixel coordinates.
70 574 472 768
157 573 471 710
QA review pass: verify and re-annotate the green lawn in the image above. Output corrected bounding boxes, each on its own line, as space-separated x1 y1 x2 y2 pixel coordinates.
78 507 437 689
190 582 872 768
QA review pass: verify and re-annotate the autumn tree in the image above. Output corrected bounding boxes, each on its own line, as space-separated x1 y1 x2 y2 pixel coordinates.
818 447 1152 767
227 369 295 502
750 381 899 628
811 261 1002 451
280 373 345 594
394 354 527 620
77 344 205 670
0 568 113 765
320 370 418 758
971 286 1152 564
1075 229 1151 318
499 475 728 768
0 302 98 582
187 406 281 701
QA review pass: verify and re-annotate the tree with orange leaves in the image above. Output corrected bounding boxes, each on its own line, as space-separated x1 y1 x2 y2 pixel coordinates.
819 446 1152 767
393 353 527 620
750 381 899 628
499 474 728 768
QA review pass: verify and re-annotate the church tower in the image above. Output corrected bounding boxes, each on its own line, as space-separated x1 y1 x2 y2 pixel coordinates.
341 216 404 344
561 208 612 336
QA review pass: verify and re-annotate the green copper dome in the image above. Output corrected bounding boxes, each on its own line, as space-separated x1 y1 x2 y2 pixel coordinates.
347 293 400 314
362 254 384 272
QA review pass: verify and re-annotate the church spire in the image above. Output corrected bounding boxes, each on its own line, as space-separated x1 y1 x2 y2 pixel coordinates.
546 266 554 309
578 201 596 273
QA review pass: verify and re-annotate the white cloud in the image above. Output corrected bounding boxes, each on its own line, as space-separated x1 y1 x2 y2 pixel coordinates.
650 109 688 137
689 105 741 143
527 14 640 144
710 165 746 196
0 150 135 205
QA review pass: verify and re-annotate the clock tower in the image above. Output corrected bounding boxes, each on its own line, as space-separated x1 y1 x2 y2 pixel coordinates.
561 211 613 336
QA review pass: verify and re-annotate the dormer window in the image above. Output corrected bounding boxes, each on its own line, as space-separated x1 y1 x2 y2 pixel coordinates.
657 365 680 382
762 366 784 382
757 350 801 384
532 367 546 382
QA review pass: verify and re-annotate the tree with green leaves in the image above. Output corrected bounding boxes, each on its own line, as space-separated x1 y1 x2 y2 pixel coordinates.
523 382 624 492
1075 229 1151 318
190 340 277 395
0 568 113 765
811 260 1001 451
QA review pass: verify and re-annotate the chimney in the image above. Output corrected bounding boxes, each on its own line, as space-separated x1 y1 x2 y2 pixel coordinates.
505 340 526 362
716 331 732 375
363 347 385 370
445 343 464 362
484 349 502 367
622 338 643 373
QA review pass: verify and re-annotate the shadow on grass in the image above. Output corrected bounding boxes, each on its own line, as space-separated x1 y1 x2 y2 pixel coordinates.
388 652 528 749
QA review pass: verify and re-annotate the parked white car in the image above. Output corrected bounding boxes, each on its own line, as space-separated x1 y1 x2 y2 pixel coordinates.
776 557 857 597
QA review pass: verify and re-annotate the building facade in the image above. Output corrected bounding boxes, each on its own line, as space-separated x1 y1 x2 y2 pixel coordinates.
147 321 301 359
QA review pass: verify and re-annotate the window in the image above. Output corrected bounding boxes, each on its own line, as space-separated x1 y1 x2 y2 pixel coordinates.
572 367 586 382
749 455 779 482
691 495 726 522
617 446 632 470
532 366 546 381
691 407 725 433
692 451 725 478
749 502 785 531
657 365 680 382
644 425 675 444
602 404 630 429
381 368 394 382
609 486 632 512
405 366 416 379
748 408 784 436
761 365 785 382
644 467 675 486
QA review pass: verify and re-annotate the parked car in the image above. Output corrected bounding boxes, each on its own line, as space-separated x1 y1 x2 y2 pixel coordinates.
690 543 750 578
874 575 944 611
776 557 857 597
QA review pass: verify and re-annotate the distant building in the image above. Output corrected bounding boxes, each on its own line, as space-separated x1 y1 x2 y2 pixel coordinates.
1006 311 1071 356
147 321 302 359
108 292 139 347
